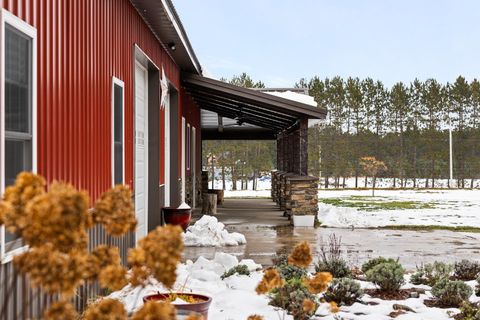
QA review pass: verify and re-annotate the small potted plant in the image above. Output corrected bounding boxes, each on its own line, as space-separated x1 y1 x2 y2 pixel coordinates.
143 292 212 319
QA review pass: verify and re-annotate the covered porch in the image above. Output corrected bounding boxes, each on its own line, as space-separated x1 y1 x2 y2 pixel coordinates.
182 74 327 222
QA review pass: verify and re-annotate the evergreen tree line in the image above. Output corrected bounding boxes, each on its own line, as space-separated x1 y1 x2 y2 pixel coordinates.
300 75 480 188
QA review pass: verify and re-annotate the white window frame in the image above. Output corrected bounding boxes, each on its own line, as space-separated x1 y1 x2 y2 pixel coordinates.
111 76 125 186
0 9 37 263
181 117 186 203
186 123 190 171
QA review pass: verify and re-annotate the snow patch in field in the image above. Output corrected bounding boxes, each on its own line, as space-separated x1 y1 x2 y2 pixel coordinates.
318 189 480 228
184 215 247 247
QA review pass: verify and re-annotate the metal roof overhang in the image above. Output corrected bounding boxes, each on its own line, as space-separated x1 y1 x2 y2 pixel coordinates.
182 74 327 140
130 0 202 74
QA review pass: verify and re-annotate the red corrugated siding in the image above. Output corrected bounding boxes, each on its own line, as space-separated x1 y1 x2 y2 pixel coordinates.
2 0 186 200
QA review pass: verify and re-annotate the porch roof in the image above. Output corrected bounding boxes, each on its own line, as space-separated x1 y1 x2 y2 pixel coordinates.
182 74 327 140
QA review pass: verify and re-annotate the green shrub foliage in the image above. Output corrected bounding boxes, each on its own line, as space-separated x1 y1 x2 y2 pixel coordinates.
361 257 397 274
324 278 363 306
365 261 405 292
431 278 473 307
315 258 352 279
269 278 318 320
410 261 453 286
274 254 308 281
221 264 250 280
454 260 480 281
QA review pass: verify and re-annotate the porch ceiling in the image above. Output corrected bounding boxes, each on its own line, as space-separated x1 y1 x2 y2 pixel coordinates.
182 74 327 140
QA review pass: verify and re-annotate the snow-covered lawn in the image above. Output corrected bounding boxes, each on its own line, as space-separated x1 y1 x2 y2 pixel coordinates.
109 253 477 320
318 189 480 228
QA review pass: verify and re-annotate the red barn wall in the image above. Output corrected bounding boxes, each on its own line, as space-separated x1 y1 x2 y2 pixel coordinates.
1 0 203 200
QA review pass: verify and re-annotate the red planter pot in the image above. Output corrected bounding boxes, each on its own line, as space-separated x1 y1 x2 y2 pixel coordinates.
143 293 212 319
162 207 192 231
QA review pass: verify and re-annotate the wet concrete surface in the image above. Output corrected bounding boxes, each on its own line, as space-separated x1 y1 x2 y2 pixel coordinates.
183 198 480 270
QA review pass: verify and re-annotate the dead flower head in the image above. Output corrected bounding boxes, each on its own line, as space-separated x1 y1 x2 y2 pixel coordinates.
186 314 204 320
43 300 78 320
13 244 88 297
329 301 340 313
255 268 285 294
1 172 45 233
305 272 333 294
129 225 184 288
83 298 127 320
288 241 312 268
131 301 176 320
98 264 129 291
247 315 264 320
21 182 91 252
302 299 317 313
85 245 122 279
94 185 137 237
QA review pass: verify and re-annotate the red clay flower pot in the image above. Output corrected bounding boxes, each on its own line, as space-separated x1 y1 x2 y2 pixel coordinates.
143 293 212 319
162 207 192 231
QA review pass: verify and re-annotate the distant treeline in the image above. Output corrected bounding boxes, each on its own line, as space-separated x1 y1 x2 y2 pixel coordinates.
302 76 480 188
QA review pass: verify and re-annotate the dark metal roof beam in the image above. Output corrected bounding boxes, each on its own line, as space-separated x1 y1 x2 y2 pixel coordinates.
192 95 293 127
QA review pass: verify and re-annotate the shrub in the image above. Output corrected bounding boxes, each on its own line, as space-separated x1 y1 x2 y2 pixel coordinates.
221 264 250 280
268 278 318 320
365 261 405 292
361 257 397 274
316 234 352 278
324 278 363 306
431 278 473 307
455 302 480 320
476 277 480 297
275 254 308 282
410 261 453 286
454 260 480 281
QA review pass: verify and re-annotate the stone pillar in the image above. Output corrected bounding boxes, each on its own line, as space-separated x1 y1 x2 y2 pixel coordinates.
200 171 209 206
271 170 278 201
285 175 319 218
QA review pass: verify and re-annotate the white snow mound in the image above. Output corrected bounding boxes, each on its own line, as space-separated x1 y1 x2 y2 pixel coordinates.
184 215 247 247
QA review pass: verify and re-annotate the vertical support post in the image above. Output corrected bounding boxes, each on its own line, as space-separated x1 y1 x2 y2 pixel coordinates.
298 118 309 176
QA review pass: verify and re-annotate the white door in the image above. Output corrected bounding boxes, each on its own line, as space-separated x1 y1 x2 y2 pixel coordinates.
181 117 186 203
135 62 148 241
192 127 196 207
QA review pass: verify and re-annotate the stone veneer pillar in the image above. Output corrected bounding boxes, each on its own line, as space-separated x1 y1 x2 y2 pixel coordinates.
284 175 319 218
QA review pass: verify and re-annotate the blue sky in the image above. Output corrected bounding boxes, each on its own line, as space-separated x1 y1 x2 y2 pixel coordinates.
174 0 480 88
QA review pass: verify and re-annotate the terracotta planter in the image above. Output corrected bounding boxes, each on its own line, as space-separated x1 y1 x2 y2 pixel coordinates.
162 207 192 231
143 293 212 319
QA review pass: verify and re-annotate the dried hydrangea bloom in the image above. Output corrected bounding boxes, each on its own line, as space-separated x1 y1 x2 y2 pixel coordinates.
305 272 333 294
13 244 87 297
302 299 316 313
83 298 127 320
21 182 91 252
129 265 150 287
1 172 45 233
131 301 176 320
43 300 78 320
329 301 340 313
288 241 312 268
85 245 122 279
136 225 184 288
94 185 136 236
255 268 285 294
0 200 12 225
247 315 264 320
185 314 204 320
98 264 129 291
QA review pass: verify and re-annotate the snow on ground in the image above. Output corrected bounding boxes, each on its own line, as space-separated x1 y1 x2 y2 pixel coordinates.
184 215 247 247
318 189 480 228
109 253 472 320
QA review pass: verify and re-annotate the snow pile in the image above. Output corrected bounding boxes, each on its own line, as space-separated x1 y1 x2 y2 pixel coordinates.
184 215 247 247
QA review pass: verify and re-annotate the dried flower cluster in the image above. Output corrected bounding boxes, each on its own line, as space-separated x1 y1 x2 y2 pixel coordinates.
128 225 184 288
255 268 285 294
329 301 340 313
131 301 176 320
247 315 264 320
99 264 129 291
85 245 122 279
302 299 316 313
0 172 45 233
22 182 92 252
288 241 313 268
83 298 127 320
93 185 136 236
305 272 333 294
43 300 78 320
185 314 204 320
14 244 88 297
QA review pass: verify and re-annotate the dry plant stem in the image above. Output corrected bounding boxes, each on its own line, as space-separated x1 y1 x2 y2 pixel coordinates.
320 234 342 262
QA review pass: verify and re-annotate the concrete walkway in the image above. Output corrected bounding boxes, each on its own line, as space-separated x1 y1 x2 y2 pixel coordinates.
184 198 480 270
